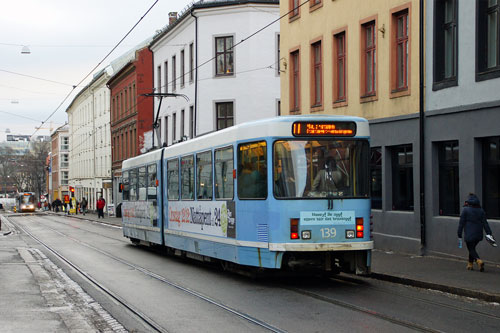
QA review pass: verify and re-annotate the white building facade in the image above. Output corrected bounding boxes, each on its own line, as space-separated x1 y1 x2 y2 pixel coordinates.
66 70 112 211
49 124 69 203
150 0 280 147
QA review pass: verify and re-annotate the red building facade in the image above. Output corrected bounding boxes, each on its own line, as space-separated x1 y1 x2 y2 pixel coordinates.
107 47 153 205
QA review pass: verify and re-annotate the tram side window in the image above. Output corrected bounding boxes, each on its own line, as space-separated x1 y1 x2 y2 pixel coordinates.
138 166 147 200
129 169 138 201
148 164 157 202
167 159 179 200
181 155 195 200
197 151 213 200
122 171 130 201
238 141 267 199
215 146 234 199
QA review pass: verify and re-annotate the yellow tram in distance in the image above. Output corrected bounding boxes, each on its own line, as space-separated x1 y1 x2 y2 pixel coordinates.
17 192 36 212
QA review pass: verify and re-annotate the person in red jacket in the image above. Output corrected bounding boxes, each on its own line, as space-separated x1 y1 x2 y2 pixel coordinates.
97 196 106 218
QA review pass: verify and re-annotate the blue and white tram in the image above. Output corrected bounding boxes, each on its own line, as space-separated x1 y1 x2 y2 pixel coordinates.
121 116 373 274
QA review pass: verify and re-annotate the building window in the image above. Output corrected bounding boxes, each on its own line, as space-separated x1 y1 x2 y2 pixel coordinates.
216 102 233 130
164 61 168 93
180 49 185 87
289 0 300 19
392 9 409 92
189 43 194 82
333 30 347 103
172 113 177 142
120 92 124 116
133 83 136 112
215 36 234 76
438 141 459 216
189 106 194 139
157 65 161 94
61 137 69 151
124 89 128 114
172 55 176 91
311 40 323 108
392 145 413 211
310 0 322 9
128 86 132 114
483 136 500 219
181 109 185 139
164 116 168 146
157 119 162 145
112 98 116 122
61 171 69 186
290 49 300 112
477 0 500 81
433 0 458 90
125 131 129 159
370 147 382 209
362 21 377 97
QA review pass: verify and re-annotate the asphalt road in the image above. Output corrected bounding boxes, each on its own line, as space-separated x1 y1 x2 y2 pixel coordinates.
9 213 500 333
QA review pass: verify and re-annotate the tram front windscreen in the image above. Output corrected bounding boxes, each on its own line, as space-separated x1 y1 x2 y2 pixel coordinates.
273 139 370 199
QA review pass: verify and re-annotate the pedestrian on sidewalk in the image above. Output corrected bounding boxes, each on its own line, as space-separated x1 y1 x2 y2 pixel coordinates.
97 196 106 218
457 193 494 272
81 197 87 215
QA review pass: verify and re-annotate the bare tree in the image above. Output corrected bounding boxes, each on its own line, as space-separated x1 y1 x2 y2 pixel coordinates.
0 146 16 196
23 141 50 199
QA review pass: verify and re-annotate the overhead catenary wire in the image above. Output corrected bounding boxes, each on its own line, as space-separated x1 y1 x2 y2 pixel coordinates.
0 69 76 87
40 0 310 147
157 0 311 92
30 0 161 138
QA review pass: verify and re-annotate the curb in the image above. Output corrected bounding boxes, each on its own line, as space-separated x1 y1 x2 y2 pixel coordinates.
370 272 500 303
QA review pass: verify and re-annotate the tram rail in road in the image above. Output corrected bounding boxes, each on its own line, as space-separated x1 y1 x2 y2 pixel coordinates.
8 213 498 333
6 214 287 333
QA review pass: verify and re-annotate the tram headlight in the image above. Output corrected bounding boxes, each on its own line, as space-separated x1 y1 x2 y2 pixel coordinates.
346 230 355 239
301 230 311 240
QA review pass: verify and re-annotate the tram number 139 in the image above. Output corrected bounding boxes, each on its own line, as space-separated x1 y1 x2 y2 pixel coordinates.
320 227 336 239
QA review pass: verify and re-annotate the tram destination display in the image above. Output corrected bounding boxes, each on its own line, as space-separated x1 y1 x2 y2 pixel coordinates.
292 121 356 137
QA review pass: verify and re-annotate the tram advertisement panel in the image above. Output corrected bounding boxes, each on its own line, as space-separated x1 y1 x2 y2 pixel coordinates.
168 201 236 238
122 201 158 227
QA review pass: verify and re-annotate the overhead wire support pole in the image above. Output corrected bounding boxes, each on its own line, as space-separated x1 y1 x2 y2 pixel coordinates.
141 93 189 150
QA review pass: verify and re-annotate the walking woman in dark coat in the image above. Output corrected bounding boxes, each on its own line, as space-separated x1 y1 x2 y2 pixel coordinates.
457 193 494 271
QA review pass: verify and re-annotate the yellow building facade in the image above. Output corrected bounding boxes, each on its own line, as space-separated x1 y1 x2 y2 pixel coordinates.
280 0 420 120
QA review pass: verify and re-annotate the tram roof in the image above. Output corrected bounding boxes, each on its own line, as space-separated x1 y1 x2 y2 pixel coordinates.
123 115 369 169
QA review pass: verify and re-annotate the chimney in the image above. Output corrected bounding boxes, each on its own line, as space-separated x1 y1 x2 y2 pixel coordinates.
169 12 178 25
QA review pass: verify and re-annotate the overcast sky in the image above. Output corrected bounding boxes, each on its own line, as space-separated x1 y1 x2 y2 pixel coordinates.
0 0 192 139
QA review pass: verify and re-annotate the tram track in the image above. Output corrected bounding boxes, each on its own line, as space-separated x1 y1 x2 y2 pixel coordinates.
284 285 442 333
277 273 500 333
11 214 499 332
329 275 500 320
39 213 128 244
8 215 287 333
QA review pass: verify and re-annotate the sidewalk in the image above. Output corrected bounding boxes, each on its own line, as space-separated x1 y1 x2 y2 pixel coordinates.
370 250 500 303
0 213 125 332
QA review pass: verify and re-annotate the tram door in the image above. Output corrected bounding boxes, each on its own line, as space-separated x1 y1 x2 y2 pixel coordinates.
237 141 268 242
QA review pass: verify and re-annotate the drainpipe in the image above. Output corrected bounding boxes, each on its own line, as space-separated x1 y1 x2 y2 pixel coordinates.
419 0 426 252
190 9 198 137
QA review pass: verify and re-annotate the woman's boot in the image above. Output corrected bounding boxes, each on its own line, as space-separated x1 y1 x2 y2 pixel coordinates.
477 259 484 272
466 261 474 270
